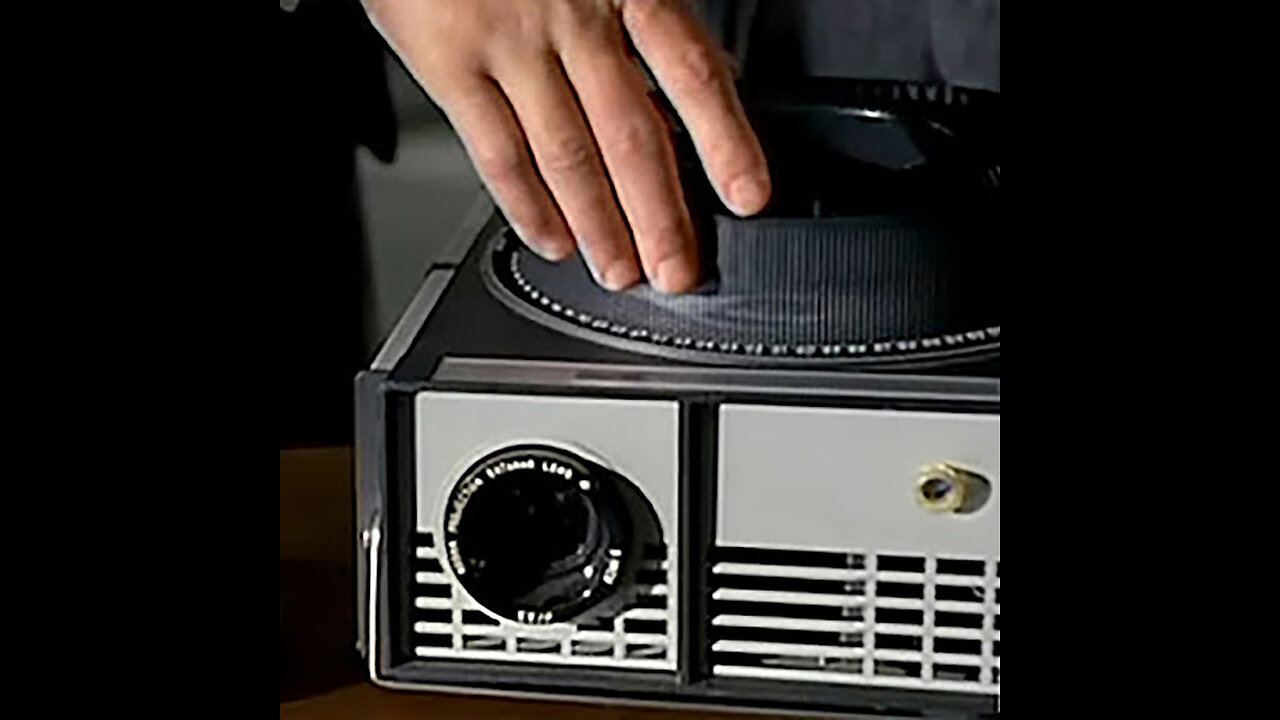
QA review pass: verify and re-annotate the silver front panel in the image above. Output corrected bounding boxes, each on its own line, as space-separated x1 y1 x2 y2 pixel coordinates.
718 404 999 557
715 404 1000 695
413 391 680 671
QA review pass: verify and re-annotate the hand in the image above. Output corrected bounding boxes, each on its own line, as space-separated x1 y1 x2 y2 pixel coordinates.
363 0 772 293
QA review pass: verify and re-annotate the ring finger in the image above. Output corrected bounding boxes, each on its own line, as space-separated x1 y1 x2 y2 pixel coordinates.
493 53 640 291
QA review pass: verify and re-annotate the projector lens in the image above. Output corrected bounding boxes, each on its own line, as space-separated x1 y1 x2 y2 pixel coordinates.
441 445 658 625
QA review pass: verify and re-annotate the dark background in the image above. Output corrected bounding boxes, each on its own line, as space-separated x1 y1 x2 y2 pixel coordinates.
277 0 482 449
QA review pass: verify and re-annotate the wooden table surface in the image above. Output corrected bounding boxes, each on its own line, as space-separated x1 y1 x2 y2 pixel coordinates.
280 446 787 719
280 682 799 719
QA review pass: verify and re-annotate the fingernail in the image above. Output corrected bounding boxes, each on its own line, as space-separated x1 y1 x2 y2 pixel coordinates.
725 175 771 217
512 225 571 262
531 242 571 262
581 252 606 286
585 254 640 292
652 256 698 294
603 263 641 292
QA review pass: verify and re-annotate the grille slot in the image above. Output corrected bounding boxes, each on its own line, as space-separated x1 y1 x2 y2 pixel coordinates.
410 536 676 670
711 546 999 695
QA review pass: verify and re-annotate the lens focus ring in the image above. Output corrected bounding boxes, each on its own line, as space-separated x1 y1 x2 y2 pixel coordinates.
441 445 656 626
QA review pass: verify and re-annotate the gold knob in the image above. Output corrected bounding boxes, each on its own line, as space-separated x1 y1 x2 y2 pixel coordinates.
915 462 991 514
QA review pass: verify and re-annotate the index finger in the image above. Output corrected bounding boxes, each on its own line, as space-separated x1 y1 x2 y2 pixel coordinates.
621 0 772 217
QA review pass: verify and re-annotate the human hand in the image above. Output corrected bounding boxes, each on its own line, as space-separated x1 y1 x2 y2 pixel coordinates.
363 0 771 293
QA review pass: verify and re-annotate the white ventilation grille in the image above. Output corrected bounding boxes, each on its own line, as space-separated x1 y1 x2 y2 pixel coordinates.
710 546 999 695
410 534 677 670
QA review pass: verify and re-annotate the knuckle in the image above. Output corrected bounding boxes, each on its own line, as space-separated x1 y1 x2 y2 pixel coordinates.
674 42 721 91
538 134 597 176
560 0 616 26
471 142 527 184
621 0 665 29
607 120 659 158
